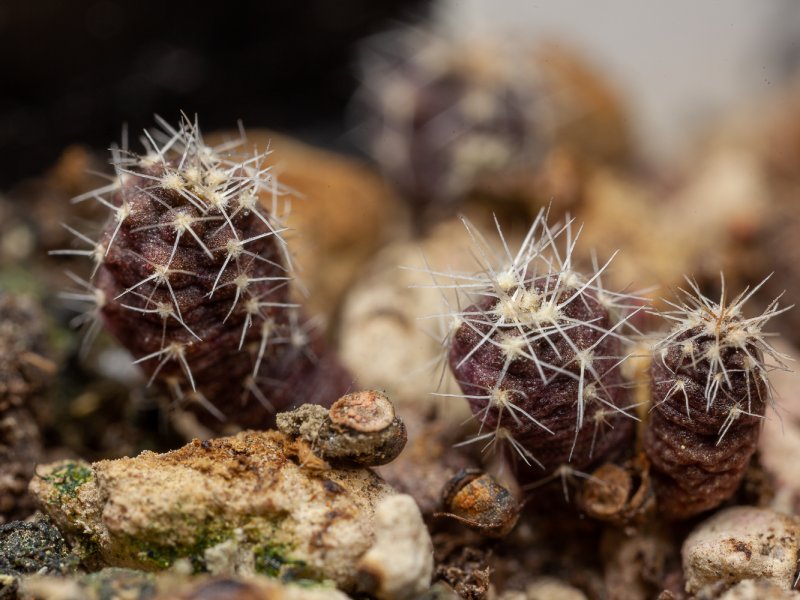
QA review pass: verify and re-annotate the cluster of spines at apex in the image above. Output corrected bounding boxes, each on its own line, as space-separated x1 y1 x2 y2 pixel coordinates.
52 114 315 410
417 207 647 470
651 273 792 444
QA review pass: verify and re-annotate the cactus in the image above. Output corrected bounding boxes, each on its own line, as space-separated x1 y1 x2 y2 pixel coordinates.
355 26 540 211
644 275 790 519
57 115 350 429
434 210 642 484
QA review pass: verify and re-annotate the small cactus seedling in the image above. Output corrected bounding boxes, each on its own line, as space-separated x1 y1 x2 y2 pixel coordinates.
644 275 790 519
355 26 540 211
57 115 351 429
433 210 643 483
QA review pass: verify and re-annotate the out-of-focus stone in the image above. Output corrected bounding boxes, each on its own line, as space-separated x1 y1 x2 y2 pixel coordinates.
21 570 350 600
718 579 800 600
150 576 351 600
230 130 408 325
601 527 678 600
498 578 588 600
0 293 53 524
758 342 800 514
20 568 155 600
682 506 800 596
357 494 433 600
578 144 769 306
29 429 407 591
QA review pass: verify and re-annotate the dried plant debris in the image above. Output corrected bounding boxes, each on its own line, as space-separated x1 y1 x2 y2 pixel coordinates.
434 546 492 600
577 454 655 527
644 275 790 519
54 115 350 430
438 469 520 538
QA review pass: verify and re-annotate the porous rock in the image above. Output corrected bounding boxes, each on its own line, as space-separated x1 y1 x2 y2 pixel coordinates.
682 506 800 596
29 429 409 591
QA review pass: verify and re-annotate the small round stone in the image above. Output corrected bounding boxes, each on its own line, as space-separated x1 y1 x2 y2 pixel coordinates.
329 391 395 433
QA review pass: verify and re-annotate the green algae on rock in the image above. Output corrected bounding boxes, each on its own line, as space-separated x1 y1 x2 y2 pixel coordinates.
41 461 93 502
29 429 414 591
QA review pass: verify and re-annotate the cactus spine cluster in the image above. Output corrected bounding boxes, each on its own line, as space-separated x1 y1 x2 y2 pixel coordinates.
644 276 789 518
58 115 350 429
436 211 641 482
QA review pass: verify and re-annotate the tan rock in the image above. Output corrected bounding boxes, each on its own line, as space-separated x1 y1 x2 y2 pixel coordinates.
29 430 407 591
682 506 800 596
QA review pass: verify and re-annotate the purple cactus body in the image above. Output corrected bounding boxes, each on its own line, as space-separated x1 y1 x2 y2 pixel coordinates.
62 117 351 429
449 275 634 478
644 278 785 519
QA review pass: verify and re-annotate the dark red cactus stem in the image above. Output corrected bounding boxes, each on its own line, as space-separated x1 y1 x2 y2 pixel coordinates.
439 212 643 487
58 115 351 430
644 275 790 520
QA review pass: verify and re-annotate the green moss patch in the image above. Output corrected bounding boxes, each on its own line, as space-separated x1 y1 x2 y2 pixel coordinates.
43 462 93 502
132 528 229 572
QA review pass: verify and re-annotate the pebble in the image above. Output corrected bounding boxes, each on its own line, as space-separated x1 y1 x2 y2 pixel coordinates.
682 506 800 596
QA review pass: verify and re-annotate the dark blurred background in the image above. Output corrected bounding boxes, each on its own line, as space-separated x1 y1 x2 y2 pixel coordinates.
0 0 430 188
